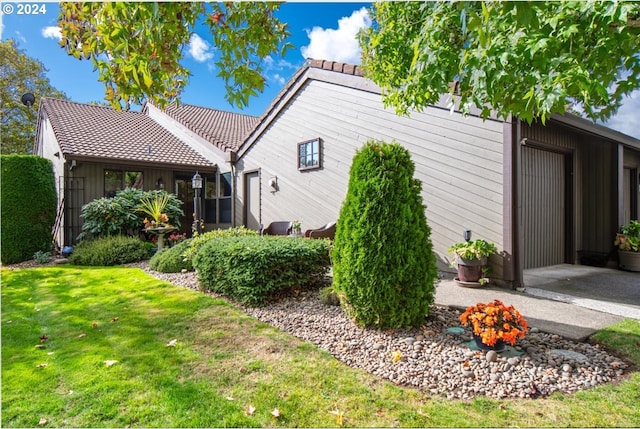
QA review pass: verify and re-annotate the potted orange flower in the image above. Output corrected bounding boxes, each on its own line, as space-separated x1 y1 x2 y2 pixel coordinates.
459 299 528 351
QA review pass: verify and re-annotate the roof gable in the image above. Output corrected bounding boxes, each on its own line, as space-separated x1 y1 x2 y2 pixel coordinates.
39 98 214 168
158 103 259 152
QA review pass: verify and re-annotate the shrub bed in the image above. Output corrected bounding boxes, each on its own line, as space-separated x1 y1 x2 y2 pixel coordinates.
69 235 152 266
194 236 331 306
149 239 193 273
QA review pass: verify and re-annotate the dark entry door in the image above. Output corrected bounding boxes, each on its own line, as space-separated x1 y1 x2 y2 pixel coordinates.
175 176 194 236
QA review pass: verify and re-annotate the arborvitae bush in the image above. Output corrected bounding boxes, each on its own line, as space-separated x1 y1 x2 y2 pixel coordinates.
331 140 437 329
1 155 57 264
149 239 193 273
68 235 152 266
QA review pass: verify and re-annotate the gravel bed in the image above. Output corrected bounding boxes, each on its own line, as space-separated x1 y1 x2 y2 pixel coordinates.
105 262 636 399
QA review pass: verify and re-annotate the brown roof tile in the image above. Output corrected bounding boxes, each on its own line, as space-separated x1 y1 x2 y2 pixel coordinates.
39 98 214 168
160 103 259 152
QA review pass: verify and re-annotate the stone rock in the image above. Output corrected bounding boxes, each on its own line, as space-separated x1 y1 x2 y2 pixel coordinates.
486 350 498 363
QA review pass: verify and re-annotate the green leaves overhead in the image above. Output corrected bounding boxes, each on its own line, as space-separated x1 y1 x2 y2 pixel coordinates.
360 1 640 124
58 2 291 110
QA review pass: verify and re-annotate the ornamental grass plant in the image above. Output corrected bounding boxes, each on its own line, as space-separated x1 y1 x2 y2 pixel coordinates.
459 299 528 347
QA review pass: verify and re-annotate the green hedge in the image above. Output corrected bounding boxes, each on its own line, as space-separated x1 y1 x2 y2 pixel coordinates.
149 239 193 273
68 235 152 266
1 155 57 264
194 236 331 306
332 141 438 329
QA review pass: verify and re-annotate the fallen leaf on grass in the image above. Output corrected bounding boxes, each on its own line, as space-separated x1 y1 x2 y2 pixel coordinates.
104 360 118 367
78 333 86 338
68 390 74 395
92 322 98 328
40 334 48 342
271 408 280 418
35 344 45 349
245 405 256 415
47 352 54 356
166 339 177 347
225 396 235 401
111 317 119 323
36 363 48 368
329 410 344 426
38 417 47 426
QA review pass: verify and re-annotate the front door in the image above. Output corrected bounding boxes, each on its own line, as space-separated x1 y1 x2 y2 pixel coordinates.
175 176 195 236
243 170 260 231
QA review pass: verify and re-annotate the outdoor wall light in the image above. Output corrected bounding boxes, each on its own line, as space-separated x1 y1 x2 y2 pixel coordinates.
156 177 164 189
268 176 278 192
463 230 472 242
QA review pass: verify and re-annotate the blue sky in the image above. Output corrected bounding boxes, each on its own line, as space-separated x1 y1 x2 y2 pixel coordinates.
1 1 638 139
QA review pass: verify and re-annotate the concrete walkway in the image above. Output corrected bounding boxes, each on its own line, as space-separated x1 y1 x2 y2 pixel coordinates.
434 265 640 342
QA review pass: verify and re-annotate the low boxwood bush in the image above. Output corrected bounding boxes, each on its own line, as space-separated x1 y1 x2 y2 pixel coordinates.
149 239 193 273
182 226 259 266
69 235 152 266
194 236 331 306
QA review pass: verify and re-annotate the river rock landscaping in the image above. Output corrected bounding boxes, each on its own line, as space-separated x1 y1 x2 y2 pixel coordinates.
134 262 629 400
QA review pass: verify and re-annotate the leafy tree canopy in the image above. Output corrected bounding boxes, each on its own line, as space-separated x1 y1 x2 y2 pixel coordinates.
58 2 292 110
360 1 640 124
0 40 67 154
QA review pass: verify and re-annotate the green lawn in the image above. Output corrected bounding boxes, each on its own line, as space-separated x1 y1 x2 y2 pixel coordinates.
2 266 639 428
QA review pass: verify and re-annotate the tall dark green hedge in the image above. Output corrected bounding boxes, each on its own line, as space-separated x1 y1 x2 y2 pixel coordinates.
1 155 57 264
331 141 437 329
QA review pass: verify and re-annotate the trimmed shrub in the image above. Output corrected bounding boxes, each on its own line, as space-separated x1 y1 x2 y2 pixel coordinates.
149 239 193 273
1 155 57 264
332 140 438 329
79 188 183 240
69 235 151 266
182 226 259 266
194 236 331 306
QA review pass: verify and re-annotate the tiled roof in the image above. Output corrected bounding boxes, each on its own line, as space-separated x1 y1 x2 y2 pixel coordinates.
160 103 259 152
39 98 214 168
306 58 363 76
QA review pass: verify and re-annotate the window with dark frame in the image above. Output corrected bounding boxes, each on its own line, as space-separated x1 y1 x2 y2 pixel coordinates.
104 169 143 197
297 138 322 171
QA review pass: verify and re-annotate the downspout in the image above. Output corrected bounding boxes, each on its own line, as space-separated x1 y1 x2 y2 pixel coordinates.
503 116 524 290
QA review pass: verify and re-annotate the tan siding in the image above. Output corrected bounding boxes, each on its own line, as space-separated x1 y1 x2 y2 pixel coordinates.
239 79 505 267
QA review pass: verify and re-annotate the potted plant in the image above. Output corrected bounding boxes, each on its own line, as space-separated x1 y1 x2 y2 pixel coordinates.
459 299 528 351
448 238 497 285
615 220 640 272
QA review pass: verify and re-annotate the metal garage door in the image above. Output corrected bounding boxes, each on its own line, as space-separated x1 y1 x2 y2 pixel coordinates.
522 146 566 269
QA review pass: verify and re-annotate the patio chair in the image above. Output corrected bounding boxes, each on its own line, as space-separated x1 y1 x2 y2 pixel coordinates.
304 221 336 239
260 221 293 236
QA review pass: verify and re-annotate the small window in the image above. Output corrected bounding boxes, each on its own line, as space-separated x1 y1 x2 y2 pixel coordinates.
104 169 143 197
298 138 322 171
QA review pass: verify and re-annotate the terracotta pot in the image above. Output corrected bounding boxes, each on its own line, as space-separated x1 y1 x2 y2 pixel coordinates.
457 264 483 282
618 250 640 272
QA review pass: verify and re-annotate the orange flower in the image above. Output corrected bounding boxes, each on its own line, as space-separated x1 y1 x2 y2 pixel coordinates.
459 299 528 347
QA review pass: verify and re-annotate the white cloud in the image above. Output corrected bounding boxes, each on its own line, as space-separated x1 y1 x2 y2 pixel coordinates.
603 90 640 139
188 33 214 63
300 7 371 65
41 26 62 41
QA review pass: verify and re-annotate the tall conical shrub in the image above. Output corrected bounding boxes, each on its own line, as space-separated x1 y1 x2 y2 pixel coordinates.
332 141 437 328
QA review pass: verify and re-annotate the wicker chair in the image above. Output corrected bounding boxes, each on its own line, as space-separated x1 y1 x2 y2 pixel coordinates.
260 221 293 236
304 221 336 239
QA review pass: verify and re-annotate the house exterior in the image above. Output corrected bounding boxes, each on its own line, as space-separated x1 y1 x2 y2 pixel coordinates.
233 59 640 288
35 59 640 288
34 98 256 246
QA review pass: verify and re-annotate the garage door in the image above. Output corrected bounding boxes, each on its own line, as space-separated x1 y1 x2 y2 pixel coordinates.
522 146 566 269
